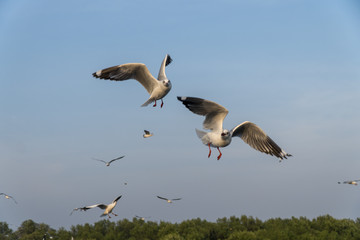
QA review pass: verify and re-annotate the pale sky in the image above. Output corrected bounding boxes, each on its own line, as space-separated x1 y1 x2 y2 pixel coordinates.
1 0 360 230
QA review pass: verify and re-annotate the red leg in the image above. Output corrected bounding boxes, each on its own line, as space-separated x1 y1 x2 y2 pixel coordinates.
160 99 164 108
208 143 212 158
217 147 222 160
153 100 157 107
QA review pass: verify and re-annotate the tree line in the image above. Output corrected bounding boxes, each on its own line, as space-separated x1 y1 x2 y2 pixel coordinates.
1 215 360 240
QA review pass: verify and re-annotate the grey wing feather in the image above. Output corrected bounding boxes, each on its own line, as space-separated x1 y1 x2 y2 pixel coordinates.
157 196 168 201
171 198 182 201
93 63 158 94
108 156 125 164
93 158 107 164
231 121 291 160
177 96 228 131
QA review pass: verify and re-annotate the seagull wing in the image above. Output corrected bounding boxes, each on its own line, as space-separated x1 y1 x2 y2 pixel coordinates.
108 156 125 164
70 206 94 215
9 196 17 204
93 158 107 164
231 121 291 160
177 96 228 131
157 54 172 80
93 63 158 94
157 196 169 201
144 130 150 135
112 195 122 203
171 198 182 201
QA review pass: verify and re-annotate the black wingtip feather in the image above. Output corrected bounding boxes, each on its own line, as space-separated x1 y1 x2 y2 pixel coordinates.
165 54 173 66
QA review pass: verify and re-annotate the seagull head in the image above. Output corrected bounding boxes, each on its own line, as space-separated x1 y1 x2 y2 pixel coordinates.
162 79 171 88
221 129 230 138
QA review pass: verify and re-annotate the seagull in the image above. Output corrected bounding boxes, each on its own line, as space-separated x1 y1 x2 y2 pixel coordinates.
93 155 125 166
70 195 122 218
177 96 292 161
157 196 182 203
143 130 153 138
93 54 173 108
338 180 360 185
135 215 150 220
0 193 17 204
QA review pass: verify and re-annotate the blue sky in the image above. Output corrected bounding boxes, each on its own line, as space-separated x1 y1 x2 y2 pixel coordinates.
1 0 360 230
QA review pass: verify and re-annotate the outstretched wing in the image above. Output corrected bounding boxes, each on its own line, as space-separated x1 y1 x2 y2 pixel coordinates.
108 156 125 164
112 195 122 203
93 158 107 164
70 205 95 215
171 198 182 201
231 121 291 160
0 193 17 204
177 96 228 131
93 63 158 94
157 196 169 201
157 54 172 80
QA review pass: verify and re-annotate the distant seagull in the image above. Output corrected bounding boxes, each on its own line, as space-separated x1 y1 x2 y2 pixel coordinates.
0 193 17 204
157 196 182 203
143 130 153 138
93 155 125 166
135 215 150 220
70 195 122 218
338 180 360 185
93 54 173 108
177 96 292 161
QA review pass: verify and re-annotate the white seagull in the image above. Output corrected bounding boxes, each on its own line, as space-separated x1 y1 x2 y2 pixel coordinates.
157 196 182 203
135 215 151 220
93 155 125 166
0 193 17 204
338 180 360 186
70 195 122 218
143 130 153 138
177 96 292 161
93 54 173 108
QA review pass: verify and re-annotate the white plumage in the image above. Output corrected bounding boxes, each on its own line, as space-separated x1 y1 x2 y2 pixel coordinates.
177 96 292 161
93 54 173 108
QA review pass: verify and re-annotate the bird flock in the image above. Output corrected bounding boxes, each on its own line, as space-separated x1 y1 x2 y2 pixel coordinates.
2 54 357 222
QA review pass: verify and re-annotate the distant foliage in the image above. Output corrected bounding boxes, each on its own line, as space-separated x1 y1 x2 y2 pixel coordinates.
1 215 360 240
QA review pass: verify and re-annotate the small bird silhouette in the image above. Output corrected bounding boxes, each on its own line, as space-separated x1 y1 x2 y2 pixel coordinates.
143 130 153 138
0 193 17 204
157 196 182 203
93 155 125 166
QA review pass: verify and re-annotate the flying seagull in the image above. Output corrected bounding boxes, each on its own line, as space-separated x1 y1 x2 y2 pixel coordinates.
0 193 17 204
70 195 122 218
135 215 151 220
93 54 173 108
177 96 292 161
143 130 153 138
93 155 125 166
338 180 360 185
157 196 182 203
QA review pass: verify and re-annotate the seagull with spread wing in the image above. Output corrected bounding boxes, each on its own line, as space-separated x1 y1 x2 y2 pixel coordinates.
93 155 125 166
143 130 153 138
338 180 360 185
177 96 292 161
157 196 182 203
70 195 122 218
93 54 173 108
0 193 17 204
